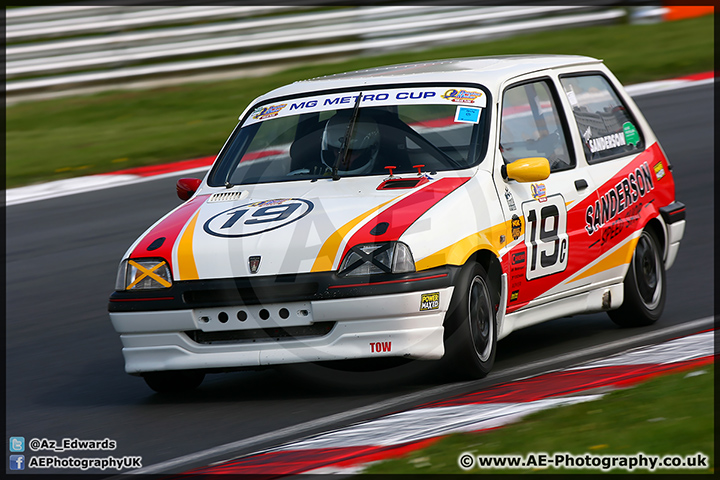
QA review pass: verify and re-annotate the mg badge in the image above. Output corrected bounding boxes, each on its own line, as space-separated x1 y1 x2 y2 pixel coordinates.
248 256 261 274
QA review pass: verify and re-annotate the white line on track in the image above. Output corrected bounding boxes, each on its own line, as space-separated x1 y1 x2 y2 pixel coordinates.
122 315 714 476
5 166 211 207
624 76 714 96
5 75 713 207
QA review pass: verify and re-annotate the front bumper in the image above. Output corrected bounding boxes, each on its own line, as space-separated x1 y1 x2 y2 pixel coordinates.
109 266 457 312
110 288 454 373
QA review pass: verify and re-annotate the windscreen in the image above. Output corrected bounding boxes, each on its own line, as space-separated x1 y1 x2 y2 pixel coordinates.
208 85 489 186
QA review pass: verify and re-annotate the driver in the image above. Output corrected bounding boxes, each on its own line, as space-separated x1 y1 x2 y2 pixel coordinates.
321 112 380 175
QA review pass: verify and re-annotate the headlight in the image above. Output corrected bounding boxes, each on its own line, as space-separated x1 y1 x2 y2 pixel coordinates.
115 258 173 291
338 242 415 277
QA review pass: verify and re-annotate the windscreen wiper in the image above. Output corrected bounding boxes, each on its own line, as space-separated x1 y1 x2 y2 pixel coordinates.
332 92 363 181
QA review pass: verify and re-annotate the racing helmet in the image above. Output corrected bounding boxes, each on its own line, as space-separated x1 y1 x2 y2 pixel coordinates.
321 112 380 175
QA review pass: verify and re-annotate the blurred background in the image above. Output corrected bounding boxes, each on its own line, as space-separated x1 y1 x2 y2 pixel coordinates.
5 3 713 101
5 2 714 188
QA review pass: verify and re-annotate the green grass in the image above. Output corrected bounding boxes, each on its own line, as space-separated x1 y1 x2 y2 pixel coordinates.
361 364 714 474
5 14 713 188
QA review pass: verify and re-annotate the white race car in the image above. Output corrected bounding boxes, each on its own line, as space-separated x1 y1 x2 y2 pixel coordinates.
109 55 685 393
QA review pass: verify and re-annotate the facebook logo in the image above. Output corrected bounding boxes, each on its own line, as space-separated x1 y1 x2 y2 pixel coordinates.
9 437 25 452
9 455 25 470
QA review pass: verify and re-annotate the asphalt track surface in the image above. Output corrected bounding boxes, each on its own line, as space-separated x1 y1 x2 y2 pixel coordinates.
5 83 714 475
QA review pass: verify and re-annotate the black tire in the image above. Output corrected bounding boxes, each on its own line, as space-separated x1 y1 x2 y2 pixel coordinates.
609 228 666 327
143 370 205 394
443 262 497 379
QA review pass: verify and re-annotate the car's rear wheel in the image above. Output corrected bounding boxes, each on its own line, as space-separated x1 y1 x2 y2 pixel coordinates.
609 228 666 327
143 370 205 394
443 262 497 379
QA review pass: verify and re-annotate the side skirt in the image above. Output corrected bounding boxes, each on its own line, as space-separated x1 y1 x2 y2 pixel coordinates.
498 282 624 339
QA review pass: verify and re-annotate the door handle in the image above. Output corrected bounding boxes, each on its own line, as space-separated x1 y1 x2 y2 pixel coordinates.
575 179 588 191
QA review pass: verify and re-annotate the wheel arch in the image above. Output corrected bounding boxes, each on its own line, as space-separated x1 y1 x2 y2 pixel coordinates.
465 248 503 307
442 250 500 379
643 215 667 256
611 215 666 295
608 214 667 327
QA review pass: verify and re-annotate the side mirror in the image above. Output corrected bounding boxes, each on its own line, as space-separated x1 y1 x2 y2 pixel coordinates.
176 178 202 201
501 157 550 183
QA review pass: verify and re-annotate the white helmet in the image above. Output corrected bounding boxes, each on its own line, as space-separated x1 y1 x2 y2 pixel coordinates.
321 112 380 175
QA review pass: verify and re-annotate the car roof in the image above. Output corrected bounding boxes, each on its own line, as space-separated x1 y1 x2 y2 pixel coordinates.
257 54 602 101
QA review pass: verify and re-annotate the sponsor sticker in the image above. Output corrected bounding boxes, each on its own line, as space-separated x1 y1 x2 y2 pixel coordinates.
531 183 547 203
511 250 526 266
511 214 523 240
420 292 440 311
252 104 287 120
454 106 481 124
584 162 655 235
244 87 486 125
588 132 626 153
623 122 640 146
370 341 392 353
441 89 483 104
248 199 293 207
504 187 517 211
510 290 520 302
654 161 666 181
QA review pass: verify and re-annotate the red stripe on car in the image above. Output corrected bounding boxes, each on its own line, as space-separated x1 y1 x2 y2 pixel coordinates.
505 142 672 314
129 195 208 271
339 177 470 261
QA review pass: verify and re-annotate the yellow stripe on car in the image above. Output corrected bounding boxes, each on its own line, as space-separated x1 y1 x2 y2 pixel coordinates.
311 198 397 272
415 220 508 271
177 211 201 280
570 235 640 283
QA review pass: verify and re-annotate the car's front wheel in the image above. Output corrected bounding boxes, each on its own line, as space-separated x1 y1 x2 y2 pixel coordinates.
609 228 666 327
143 370 205 394
443 262 497 379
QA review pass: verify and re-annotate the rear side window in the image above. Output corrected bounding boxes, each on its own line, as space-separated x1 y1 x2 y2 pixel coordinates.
560 74 644 163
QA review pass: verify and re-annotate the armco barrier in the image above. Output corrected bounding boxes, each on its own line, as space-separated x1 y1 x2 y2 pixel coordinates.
6 5 628 98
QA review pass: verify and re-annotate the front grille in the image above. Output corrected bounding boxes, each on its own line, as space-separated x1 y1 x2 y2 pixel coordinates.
183 282 319 306
184 322 335 345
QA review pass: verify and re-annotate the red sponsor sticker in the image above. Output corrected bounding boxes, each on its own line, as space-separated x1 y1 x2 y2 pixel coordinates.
511 250 526 266
370 342 392 353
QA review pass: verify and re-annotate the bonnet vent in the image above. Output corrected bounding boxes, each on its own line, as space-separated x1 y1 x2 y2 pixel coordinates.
376 176 429 190
208 191 244 203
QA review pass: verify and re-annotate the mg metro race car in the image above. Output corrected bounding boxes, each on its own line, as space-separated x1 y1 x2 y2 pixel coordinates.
109 55 685 393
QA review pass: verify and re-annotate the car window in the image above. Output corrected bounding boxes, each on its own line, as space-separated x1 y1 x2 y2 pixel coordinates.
560 74 644 164
397 105 476 166
207 85 490 186
500 80 574 172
